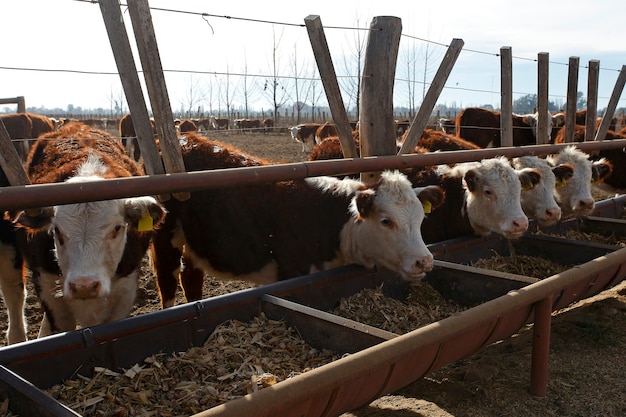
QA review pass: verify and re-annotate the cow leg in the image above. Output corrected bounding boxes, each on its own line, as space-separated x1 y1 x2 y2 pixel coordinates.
180 254 205 303
0 245 27 344
36 271 77 336
150 224 184 308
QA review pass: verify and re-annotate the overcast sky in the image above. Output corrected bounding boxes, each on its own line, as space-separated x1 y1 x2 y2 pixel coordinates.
1 0 625 114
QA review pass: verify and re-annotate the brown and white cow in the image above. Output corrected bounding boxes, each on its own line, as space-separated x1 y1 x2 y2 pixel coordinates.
151 132 445 307
315 121 338 144
262 118 274 134
209 116 230 130
119 113 158 161
455 107 553 148
290 123 322 152
9 122 166 337
407 157 539 243
545 145 612 219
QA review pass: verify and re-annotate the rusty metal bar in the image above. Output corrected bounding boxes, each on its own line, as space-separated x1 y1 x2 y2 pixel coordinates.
1 140 626 211
529 296 553 397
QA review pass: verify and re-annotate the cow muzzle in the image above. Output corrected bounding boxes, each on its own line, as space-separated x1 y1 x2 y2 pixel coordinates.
67 277 103 299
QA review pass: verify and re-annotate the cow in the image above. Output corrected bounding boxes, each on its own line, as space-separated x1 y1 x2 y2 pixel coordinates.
209 116 229 130
438 117 456 134
118 113 158 161
544 145 612 219
262 118 274 134
455 107 554 148
394 119 411 138
8 122 166 337
290 123 322 152
511 156 573 227
0 168 27 344
150 132 445 307
195 118 212 132
177 119 198 133
405 157 538 243
315 122 338 144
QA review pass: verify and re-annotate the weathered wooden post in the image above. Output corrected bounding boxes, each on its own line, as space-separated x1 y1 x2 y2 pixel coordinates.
594 65 626 141
399 38 463 154
563 57 580 143
500 46 513 147
304 15 358 159
585 60 600 141
536 52 550 144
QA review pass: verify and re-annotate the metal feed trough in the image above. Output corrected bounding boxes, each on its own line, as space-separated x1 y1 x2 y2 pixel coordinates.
0 196 625 417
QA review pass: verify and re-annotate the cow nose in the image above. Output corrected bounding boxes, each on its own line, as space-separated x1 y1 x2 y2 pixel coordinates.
578 198 595 211
545 207 562 221
416 255 434 273
511 216 529 232
68 278 101 299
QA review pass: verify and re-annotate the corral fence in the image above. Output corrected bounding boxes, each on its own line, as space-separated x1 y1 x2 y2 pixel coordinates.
1 1 626 416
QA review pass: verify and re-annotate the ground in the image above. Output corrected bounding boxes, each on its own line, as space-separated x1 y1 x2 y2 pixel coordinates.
1 130 625 417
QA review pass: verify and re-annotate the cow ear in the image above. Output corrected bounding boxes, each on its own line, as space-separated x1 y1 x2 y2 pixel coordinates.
354 189 376 220
592 158 613 182
463 169 479 192
414 185 445 213
124 197 167 231
9 207 54 231
552 163 574 186
518 168 542 191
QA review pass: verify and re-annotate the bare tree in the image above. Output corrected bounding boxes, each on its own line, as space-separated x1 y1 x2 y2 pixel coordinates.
238 54 262 119
220 64 237 120
262 26 290 124
179 74 206 117
339 16 366 121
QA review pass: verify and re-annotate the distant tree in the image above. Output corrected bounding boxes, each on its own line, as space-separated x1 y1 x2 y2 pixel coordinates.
179 74 206 118
577 91 586 110
513 94 559 113
339 16 366 121
238 54 261 119
262 26 290 124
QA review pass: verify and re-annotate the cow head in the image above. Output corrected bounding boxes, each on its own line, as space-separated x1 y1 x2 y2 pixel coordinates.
13 186 165 301
512 156 572 226
455 157 532 239
547 146 611 219
339 171 445 281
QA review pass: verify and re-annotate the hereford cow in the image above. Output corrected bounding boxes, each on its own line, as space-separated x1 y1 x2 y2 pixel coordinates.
119 113 158 161
9 122 166 337
395 119 411 139
455 107 554 147
177 119 198 133
545 145 612 219
406 157 538 243
150 132 445 307
511 156 573 227
315 122 338 144
290 123 322 152
209 116 229 130
262 118 274 134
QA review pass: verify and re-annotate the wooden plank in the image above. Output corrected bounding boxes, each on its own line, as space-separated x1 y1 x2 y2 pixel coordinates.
0 118 30 186
564 57 580 143
305 15 357 159
399 38 464 155
98 0 165 180
594 65 626 141
500 47 513 147
536 52 550 144
585 60 599 142
126 0 189 201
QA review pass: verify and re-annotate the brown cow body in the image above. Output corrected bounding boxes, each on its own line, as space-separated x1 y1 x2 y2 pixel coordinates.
315 122 338 144
290 123 322 152
151 132 444 308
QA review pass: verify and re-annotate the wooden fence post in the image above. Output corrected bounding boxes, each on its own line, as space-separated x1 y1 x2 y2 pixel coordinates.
537 52 550 144
399 39 464 155
594 65 626 141
585 60 600 142
564 57 580 143
500 47 513 147
305 15 358 159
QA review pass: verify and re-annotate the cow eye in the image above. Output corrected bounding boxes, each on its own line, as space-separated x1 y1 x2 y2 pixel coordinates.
54 227 64 245
380 217 393 228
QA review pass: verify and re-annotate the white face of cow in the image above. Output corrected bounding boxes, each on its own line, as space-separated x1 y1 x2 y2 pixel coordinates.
50 176 160 301
512 156 562 226
454 157 529 239
337 171 435 281
547 146 595 219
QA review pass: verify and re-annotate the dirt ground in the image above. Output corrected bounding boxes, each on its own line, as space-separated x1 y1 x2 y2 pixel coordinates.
1 130 625 417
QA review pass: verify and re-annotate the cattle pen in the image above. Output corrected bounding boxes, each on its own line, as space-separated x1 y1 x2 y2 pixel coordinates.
1 2 626 417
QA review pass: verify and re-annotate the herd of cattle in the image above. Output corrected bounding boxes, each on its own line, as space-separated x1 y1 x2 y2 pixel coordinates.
0 106 623 346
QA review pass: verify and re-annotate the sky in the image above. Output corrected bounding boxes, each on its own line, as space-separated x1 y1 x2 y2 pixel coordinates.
1 0 625 115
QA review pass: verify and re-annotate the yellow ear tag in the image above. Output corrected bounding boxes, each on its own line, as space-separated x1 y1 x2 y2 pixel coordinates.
556 178 567 188
522 183 534 191
422 200 432 214
138 213 153 232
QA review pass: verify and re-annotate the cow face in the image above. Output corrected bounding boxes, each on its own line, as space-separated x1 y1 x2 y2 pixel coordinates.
512 156 570 227
457 157 530 239
341 171 444 281
547 146 610 219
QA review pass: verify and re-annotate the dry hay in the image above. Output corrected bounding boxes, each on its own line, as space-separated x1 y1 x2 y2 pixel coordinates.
471 254 572 279
536 229 626 247
331 281 465 334
47 313 341 416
